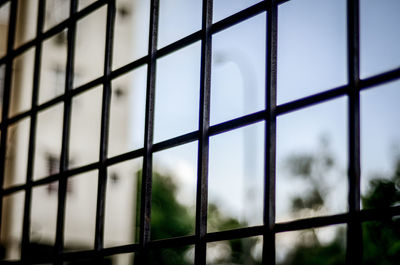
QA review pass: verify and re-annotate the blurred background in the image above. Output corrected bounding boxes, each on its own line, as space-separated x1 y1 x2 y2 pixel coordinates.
0 0 399 264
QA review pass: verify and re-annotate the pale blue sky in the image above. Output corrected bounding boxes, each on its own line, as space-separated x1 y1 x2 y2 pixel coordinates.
127 0 400 227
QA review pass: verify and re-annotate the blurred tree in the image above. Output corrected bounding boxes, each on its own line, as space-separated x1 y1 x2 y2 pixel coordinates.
134 144 400 265
278 142 400 265
135 170 262 265
150 171 194 240
285 136 337 216
362 157 400 265
134 171 193 265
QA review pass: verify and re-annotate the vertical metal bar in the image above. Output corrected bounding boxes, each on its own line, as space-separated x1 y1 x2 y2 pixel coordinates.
346 0 362 264
94 0 115 252
0 0 18 239
20 0 46 260
138 0 159 259
195 0 212 264
262 0 277 264
54 0 78 263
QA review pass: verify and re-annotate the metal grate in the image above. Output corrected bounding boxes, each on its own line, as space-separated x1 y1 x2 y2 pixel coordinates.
0 0 399 264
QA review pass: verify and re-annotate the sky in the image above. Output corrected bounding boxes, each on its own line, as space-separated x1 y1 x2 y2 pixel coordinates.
125 0 400 253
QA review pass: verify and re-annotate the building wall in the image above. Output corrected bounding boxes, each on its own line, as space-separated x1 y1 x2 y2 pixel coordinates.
1 0 140 262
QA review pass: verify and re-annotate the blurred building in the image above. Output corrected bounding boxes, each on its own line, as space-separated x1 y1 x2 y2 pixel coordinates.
0 0 141 263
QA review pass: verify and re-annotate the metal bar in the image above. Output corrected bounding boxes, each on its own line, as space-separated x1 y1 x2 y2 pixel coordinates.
360 67 400 89
54 0 78 263
346 0 362 264
0 0 18 240
359 205 400 222
105 148 144 167
209 110 265 136
211 0 288 35
263 0 278 264
2 160 99 196
276 85 348 115
20 0 46 260
138 0 159 261
100 243 141 257
110 55 148 81
275 214 349 233
195 1 212 264
94 0 115 251
152 131 199 152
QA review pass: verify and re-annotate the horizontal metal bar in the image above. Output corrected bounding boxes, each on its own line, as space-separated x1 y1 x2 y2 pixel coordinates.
100 243 141 257
276 85 348 115
209 110 266 136
1 205 393 262
275 213 349 233
110 55 148 79
360 67 400 89
148 235 196 249
152 131 199 152
2 161 99 195
359 205 400 222
60 249 97 262
275 206 400 233
206 226 265 243
105 148 144 166
211 0 288 35
157 31 202 58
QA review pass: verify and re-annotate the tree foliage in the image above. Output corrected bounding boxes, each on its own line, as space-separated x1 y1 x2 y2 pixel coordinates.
361 158 400 265
279 141 400 265
285 136 337 216
136 142 400 265
135 171 261 265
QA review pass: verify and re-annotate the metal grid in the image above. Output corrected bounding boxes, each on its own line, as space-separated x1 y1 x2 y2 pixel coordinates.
0 0 398 264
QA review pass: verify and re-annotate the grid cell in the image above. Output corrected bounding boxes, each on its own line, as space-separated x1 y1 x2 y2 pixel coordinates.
276 98 348 222
4 117 30 188
64 170 98 251
39 30 68 104
208 122 264 232
361 80 400 210
154 42 201 143
69 86 102 169
73 6 106 88
108 66 147 157
158 0 202 49
14 0 38 48
277 0 347 104
34 103 64 180
211 13 266 125
0 191 25 261
10 48 34 117
151 142 198 239
104 158 142 247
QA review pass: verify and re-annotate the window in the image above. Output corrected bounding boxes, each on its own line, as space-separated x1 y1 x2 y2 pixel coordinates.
0 0 399 264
